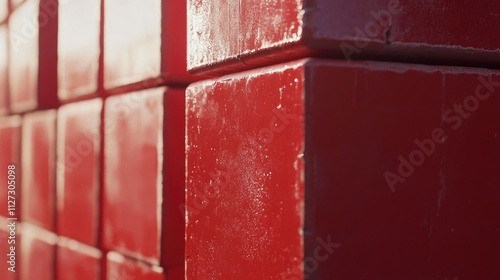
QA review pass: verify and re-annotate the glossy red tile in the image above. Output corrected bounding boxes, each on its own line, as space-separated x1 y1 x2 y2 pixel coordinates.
19 223 57 280
0 116 21 218
432 72 500 279
21 110 56 231
106 252 165 280
104 0 198 89
304 63 500 280
186 59 500 279
104 0 161 89
56 238 101 280
0 26 7 115
304 60 443 280
8 0 38 112
188 0 500 75
58 0 100 99
186 61 305 279
103 88 164 264
162 89 185 269
57 99 102 246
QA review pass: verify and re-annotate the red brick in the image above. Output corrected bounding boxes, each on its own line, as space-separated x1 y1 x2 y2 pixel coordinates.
19 223 57 280
0 116 21 218
103 88 164 264
8 0 39 112
106 252 165 280
186 59 500 279
186 61 305 279
58 0 100 99
188 0 500 75
21 110 56 231
56 238 101 280
57 99 102 246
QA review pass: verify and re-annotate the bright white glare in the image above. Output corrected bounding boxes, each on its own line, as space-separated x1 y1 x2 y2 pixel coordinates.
0 26 7 97
0 26 7 71
8 0 38 111
0 0 7 22
58 0 100 97
104 0 161 87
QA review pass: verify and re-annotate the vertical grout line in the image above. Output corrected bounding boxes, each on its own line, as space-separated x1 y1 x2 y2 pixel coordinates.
97 1 107 279
160 89 167 275
98 96 106 280
52 1 60 237
50 6 60 274
98 0 105 97
52 105 59 280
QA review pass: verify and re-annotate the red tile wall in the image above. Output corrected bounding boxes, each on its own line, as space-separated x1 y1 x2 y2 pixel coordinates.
185 1 500 280
56 237 101 280
0 0 499 280
0 0 187 279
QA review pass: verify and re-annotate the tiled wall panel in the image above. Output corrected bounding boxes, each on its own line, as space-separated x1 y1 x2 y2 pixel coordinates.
0 0 498 279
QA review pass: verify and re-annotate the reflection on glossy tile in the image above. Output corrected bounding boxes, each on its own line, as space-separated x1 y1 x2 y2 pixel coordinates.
107 252 165 280
0 0 7 22
22 110 56 231
58 0 100 99
20 224 57 280
188 0 500 74
0 26 9 114
9 0 38 112
104 0 161 89
103 88 164 264
57 99 102 246
186 61 305 279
